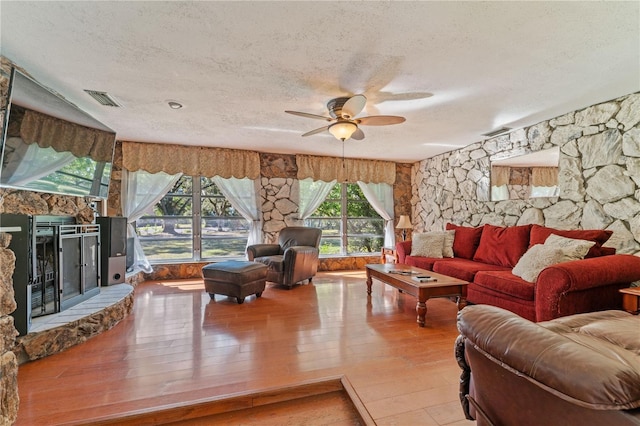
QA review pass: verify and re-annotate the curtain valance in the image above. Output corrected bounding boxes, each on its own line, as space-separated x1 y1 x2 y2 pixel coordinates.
296 154 396 184
18 106 115 162
531 167 558 187
121 141 260 179
492 165 558 187
490 165 511 187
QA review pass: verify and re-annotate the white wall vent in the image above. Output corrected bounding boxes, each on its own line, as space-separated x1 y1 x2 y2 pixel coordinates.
482 127 512 138
84 90 122 107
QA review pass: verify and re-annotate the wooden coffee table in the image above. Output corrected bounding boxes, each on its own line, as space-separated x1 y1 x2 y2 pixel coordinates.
366 263 468 327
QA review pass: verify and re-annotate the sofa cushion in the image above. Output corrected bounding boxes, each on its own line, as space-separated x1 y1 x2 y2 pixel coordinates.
406 256 456 270
474 270 535 301
466 284 537 321
598 246 617 256
433 258 510 282
446 223 483 259
472 224 532 267
254 255 284 272
529 224 613 258
406 255 437 270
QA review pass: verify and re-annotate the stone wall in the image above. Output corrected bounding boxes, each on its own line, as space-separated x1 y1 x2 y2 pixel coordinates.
106 141 124 217
0 56 19 426
0 234 19 425
413 92 640 255
144 256 382 281
259 153 301 243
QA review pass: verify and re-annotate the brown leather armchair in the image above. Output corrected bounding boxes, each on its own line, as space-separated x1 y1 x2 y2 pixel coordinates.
246 227 322 289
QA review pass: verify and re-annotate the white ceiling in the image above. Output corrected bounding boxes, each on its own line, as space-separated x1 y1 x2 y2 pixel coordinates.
1 1 638 163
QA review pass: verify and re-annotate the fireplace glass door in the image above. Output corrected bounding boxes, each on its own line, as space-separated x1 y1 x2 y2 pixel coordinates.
59 225 101 311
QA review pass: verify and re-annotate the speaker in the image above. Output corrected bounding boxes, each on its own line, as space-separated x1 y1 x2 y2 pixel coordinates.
97 217 127 286
97 216 127 257
126 237 137 272
105 256 126 286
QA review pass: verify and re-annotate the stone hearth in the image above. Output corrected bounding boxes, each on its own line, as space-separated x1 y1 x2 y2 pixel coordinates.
12 284 134 364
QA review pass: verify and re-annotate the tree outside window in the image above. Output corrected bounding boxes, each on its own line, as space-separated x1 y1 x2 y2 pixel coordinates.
135 176 248 261
305 183 384 255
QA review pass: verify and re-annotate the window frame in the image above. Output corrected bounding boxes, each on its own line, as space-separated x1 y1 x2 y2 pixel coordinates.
305 182 384 256
135 175 248 263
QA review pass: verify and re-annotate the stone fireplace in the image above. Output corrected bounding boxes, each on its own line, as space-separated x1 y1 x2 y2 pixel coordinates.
2 214 101 336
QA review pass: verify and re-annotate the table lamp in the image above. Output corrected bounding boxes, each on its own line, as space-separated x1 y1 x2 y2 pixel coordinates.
396 215 413 241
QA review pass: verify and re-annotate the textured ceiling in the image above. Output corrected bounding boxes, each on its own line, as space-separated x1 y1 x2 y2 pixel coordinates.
1 1 638 163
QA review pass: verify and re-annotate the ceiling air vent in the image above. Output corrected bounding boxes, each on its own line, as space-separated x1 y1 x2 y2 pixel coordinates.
84 89 122 107
482 127 512 138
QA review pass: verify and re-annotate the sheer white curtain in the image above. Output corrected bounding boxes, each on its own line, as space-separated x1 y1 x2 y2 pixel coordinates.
491 185 509 201
1 137 75 186
298 178 337 220
212 176 262 249
121 169 182 273
530 185 559 198
357 181 395 248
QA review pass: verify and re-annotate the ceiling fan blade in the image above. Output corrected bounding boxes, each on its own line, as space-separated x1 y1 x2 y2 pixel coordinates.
301 126 329 137
285 110 333 122
341 94 367 119
357 115 406 126
351 128 365 140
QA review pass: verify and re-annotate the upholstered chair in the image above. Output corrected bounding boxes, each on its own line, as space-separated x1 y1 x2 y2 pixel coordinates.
246 227 322 289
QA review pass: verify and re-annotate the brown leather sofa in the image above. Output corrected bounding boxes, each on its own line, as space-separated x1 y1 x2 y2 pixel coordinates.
456 305 640 426
246 226 322 288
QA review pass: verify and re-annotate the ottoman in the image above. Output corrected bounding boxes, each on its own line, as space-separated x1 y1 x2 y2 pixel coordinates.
202 260 268 304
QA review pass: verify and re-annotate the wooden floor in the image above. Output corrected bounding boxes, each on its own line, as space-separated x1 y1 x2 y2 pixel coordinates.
16 270 474 425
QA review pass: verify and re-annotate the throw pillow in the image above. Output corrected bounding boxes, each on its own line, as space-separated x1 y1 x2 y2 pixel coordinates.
443 230 455 258
512 244 571 283
411 232 446 258
473 224 533 268
528 225 613 258
445 223 483 259
543 234 596 259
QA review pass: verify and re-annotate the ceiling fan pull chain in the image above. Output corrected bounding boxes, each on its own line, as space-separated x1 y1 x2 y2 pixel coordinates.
342 141 348 182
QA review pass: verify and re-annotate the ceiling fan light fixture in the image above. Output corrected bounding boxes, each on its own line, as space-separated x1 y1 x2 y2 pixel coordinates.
328 121 358 141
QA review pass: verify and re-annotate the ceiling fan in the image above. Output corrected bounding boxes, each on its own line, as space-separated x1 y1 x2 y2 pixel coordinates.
285 94 406 141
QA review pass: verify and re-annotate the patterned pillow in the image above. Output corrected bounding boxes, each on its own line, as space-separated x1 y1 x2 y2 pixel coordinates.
411 232 446 258
512 245 571 283
543 234 596 259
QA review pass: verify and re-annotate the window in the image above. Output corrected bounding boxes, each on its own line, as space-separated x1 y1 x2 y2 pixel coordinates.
305 183 384 255
135 176 249 262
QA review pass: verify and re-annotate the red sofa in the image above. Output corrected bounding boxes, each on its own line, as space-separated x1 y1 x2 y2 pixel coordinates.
396 223 640 321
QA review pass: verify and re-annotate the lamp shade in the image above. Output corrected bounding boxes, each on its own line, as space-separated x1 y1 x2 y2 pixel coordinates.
396 215 413 229
328 121 358 141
